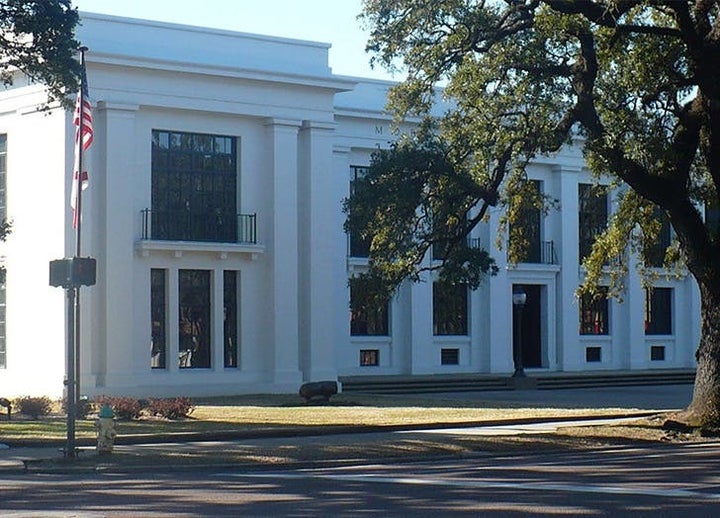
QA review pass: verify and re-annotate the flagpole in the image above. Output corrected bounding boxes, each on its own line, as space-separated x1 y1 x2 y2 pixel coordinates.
74 46 88 403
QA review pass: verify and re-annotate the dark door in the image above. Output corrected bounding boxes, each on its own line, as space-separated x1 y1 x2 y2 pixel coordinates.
513 284 543 369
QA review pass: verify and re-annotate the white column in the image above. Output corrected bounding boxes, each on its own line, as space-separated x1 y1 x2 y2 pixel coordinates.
212 268 224 372
332 146 353 374
89 102 139 391
487 208 513 373
298 121 339 381
265 119 303 385
167 267 180 373
555 166 581 370
410 273 434 374
626 256 647 369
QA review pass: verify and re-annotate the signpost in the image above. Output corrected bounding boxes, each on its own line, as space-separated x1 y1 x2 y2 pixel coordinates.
49 257 96 458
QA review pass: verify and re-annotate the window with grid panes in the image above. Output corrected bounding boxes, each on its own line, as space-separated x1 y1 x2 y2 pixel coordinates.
433 281 468 336
578 184 608 261
579 288 610 335
645 287 673 335
348 166 371 257
151 130 237 242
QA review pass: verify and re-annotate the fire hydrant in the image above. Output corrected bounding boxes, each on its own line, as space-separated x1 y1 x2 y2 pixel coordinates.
96 404 116 455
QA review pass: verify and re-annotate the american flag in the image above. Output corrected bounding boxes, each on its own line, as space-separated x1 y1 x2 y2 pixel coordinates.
70 59 93 228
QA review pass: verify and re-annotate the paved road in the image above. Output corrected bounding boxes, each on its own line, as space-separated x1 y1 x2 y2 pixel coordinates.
2 440 719 517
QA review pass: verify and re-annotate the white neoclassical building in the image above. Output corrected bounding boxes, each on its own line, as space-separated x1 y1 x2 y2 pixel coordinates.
0 13 700 398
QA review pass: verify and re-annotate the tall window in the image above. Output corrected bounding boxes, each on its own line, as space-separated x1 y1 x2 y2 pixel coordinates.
433 281 468 336
579 288 609 335
579 184 608 261
179 270 211 368
224 270 238 368
0 135 6 369
645 288 673 335
348 166 371 257
350 277 389 336
150 269 167 369
151 130 237 242
512 180 542 263
643 209 672 267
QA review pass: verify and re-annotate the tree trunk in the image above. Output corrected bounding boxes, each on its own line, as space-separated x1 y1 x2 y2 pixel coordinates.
684 283 720 427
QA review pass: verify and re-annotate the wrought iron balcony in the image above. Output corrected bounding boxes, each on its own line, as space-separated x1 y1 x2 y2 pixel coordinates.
141 209 257 244
518 240 557 265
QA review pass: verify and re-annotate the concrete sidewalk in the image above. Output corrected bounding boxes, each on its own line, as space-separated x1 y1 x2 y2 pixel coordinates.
0 384 693 473
417 383 694 410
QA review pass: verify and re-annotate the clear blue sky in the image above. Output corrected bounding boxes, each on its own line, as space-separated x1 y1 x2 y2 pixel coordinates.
71 0 397 81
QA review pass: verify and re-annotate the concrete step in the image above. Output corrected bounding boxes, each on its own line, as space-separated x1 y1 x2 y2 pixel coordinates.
339 369 695 394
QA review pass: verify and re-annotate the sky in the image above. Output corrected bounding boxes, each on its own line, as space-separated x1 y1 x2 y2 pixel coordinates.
71 0 397 81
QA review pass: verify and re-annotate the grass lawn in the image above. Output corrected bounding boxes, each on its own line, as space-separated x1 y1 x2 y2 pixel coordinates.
5 393 715 471
0 393 644 442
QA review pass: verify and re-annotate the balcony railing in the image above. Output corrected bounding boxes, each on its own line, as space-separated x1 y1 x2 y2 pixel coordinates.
518 240 557 265
141 209 257 244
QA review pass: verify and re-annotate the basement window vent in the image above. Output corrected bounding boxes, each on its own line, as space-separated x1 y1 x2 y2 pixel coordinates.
360 349 379 367
651 345 666 362
441 348 459 365
586 346 602 363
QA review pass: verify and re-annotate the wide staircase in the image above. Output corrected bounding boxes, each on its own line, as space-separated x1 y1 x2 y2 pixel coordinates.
339 369 695 394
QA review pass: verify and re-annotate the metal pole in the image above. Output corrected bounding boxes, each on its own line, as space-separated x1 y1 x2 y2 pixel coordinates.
74 46 88 403
65 287 76 458
75 46 87 258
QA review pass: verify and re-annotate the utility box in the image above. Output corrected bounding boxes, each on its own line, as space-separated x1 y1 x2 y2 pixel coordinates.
49 257 97 288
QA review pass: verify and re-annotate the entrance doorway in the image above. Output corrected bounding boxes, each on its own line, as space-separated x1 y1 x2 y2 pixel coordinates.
512 284 543 369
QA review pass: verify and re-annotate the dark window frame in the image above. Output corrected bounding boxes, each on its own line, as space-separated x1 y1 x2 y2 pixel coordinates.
360 349 380 366
586 346 602 362
179 270 212 368
579 183 608 261
441 348 460 365
579 288 610 335
511 180 543 263
433 280 469 336
150 269 167 369
151 130 238 242
224 270 238 368
645 287 673 335
348 166 371 258
350 277 390 336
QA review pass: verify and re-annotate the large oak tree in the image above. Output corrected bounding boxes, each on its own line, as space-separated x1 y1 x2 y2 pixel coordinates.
347 0 720 425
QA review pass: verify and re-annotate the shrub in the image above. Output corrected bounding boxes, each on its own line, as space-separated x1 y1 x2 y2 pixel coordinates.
146 397 194 419
14 396 53 419
95 396 144 420
61 396 95 420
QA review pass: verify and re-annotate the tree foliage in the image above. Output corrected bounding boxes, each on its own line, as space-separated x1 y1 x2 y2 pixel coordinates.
344 122 498 304
0 0 81 281
0 0 81 107
354 0 720 425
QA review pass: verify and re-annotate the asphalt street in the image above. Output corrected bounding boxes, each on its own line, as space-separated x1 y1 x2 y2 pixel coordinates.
2 440 719 516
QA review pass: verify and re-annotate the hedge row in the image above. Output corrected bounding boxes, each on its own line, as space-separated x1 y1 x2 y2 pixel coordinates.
6 395 194 420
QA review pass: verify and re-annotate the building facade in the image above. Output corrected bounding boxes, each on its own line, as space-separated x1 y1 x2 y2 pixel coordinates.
0 13 700 398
